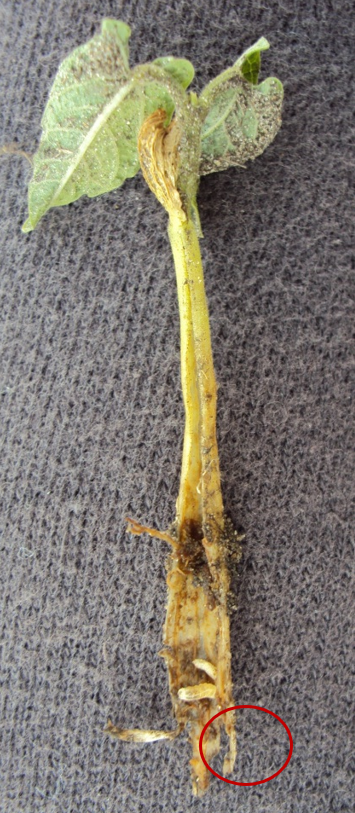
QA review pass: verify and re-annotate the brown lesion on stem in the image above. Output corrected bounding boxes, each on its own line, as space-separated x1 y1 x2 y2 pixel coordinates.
161 516 239 794
105 110 242 796
137 108 186 218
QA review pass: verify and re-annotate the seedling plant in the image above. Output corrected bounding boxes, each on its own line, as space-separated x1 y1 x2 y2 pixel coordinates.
22 19 283 795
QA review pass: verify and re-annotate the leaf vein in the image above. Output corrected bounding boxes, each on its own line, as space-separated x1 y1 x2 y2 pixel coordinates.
201 92 237 141
49 79 135 206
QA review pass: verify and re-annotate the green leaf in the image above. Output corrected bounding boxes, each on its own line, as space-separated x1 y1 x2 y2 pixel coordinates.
240 50 261 85
236 37 270 84
199 39 283 175
153 56 195 89
22 20 180 232
101 19 131 71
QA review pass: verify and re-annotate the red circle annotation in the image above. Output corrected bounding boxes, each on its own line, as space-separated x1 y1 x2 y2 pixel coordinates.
199 704 293 786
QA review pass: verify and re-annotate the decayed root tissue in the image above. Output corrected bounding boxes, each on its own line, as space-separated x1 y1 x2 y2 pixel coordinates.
105 513 242 795
104 111 242 796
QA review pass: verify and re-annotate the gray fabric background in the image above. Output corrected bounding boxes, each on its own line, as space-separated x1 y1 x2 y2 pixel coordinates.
0 1 354 811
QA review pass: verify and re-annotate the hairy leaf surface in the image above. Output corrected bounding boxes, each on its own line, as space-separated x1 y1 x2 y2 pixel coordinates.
23 20 188 232
152 56 194 89
199 39 283 175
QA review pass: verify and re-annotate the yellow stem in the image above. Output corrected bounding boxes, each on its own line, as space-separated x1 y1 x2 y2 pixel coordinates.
137 108 224 536
108 110 239 797
168 211 224 534
169 212 202 528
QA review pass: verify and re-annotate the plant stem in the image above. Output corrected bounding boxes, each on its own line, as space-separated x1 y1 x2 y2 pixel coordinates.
168 210 224 535
164 208 236 796
169 211 202 528
138 108 237 792
107 109 239 797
